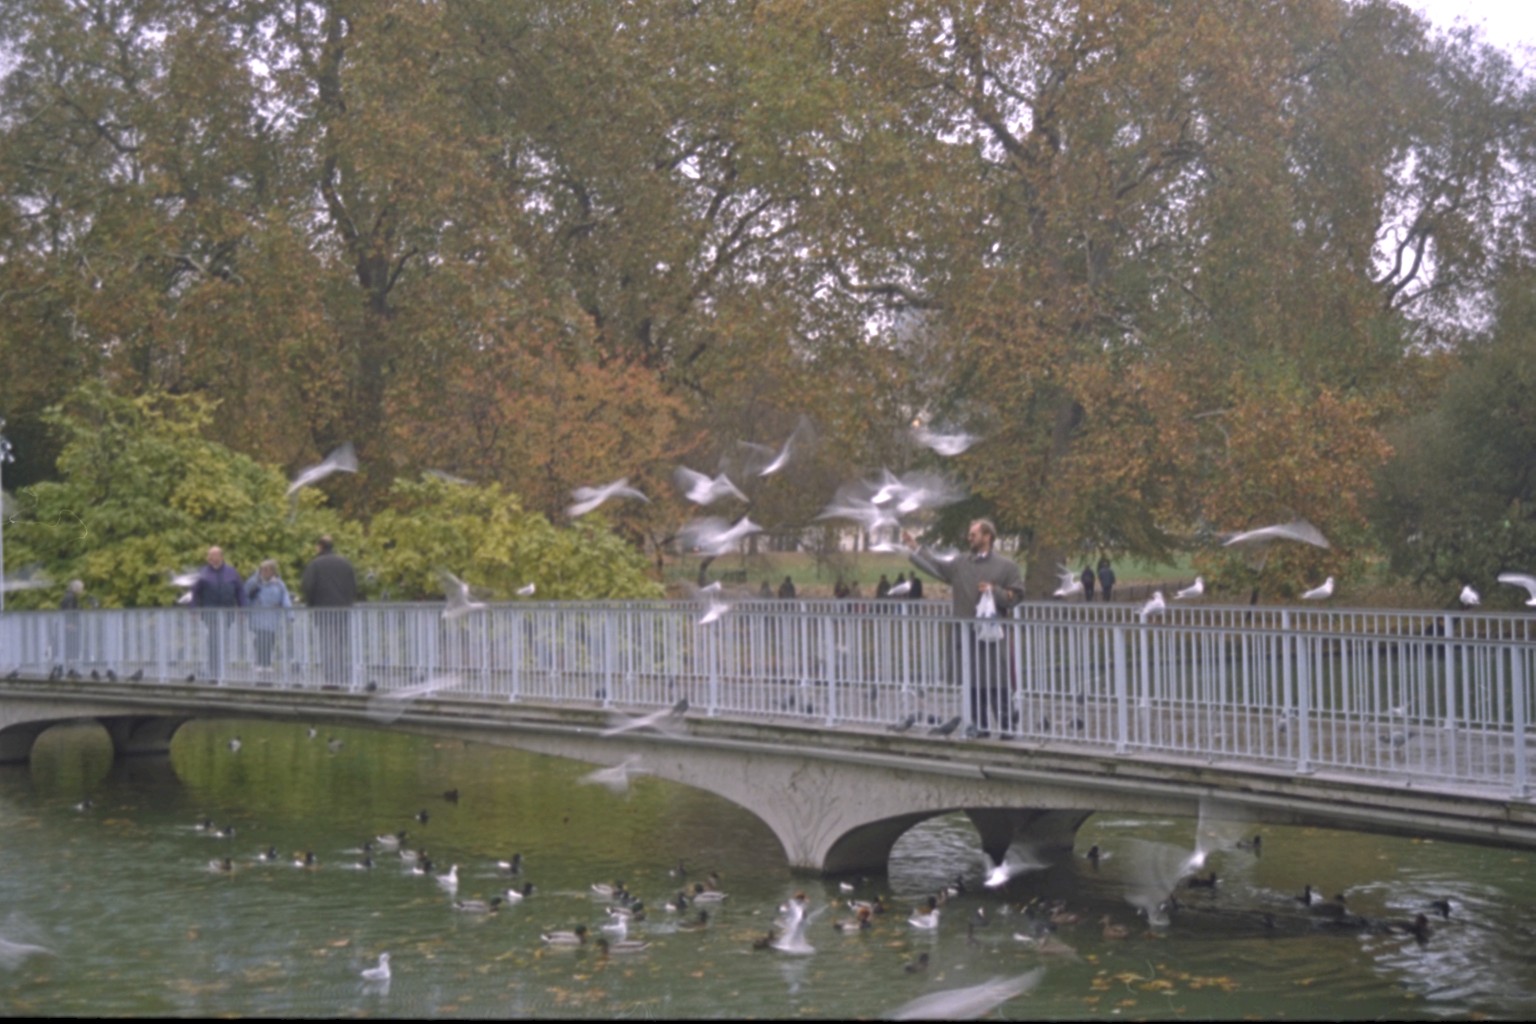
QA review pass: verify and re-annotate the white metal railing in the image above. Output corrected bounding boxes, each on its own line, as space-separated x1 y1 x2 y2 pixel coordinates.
3 600 1535 798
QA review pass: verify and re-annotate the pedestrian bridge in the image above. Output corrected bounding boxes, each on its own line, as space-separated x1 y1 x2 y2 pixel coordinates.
4 599 1536 874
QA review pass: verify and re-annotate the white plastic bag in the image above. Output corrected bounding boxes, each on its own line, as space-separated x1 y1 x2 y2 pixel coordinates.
976 589 1004 642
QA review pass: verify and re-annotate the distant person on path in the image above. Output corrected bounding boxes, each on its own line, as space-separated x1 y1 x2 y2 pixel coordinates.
1081 565 1096 602
302 535 357 685
191 546 245 681
906 520 1025 734
59 579 88 666
1097 558 1116 602
245 559 293 674
834 577 850 599
876 574 892 599
778 576 797 599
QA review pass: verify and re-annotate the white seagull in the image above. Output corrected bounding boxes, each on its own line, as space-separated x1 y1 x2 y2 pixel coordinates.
286 442 358 498
1301 577 1334 600
911 424 980 457
1174 577 1204 600
1139 590 1167 622
360 952 391 982
600 699 690 738
1222 519 1330 550
439 572 487 619
1498 573 1536 606
1459 584 1480 608
676 516 762 556
674 467 747 506
566 478 648 518
1053 566 1084 599
516 583 536 597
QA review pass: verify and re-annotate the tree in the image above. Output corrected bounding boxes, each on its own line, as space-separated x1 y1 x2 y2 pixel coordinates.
362 475 661 602
3 382 352 608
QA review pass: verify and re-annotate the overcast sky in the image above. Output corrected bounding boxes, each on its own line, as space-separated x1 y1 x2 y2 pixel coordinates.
1411 0 1536 56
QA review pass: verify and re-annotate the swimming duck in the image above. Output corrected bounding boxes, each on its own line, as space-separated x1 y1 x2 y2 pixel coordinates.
903 952 930 974
257 846 280 862
361 952 391 982
436 864 460 891
208 857 234 873
498 853 523 876
1236 834 1263 853
590 880 627 900
665 890 691 913
453 896 503 914
504 882 535 902
847 895 887 916
540 925 588 946
375 831 406 850
411 858 435 876
1100 915 1131 940
414 809 430 824
294 851 317 868
909 898 941 931
677 909 711 932
832 906 873 934
690 881 728 903
596 937 651 956
1295 884 1320 906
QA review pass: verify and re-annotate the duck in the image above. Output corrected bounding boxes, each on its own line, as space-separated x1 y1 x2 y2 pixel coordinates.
413 809 430 824
1236 834 1263 855
832 906 873 934
1295 884 1320 906
214 824 237 840
591 880 627 900
360 952 391 982
690 881 728 903
208 857 234 873
1428 898 1453 920
847 895 887 916
1392 912 1433 943
1085 844 1103 868
498 853 523 876
294 851 317 868
903 952 930 974
411 858 435 876
1100 915 1131 940
257 846 280 862
664 890 691 913
504 882 535 903
375 831 407 850
540 925 588 946
677 909 711 932
596 937 650 956
600 914 629 939
453 896 503 914
436 864 460 891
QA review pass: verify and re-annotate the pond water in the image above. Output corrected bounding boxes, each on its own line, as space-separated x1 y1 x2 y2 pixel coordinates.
2 720 1534 1019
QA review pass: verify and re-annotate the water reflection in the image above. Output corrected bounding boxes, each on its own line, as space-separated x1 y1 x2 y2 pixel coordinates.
2 719 1534 1018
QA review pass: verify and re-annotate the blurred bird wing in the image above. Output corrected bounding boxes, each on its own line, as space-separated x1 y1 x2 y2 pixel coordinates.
1223 520 1330 550
1498 573 1536 598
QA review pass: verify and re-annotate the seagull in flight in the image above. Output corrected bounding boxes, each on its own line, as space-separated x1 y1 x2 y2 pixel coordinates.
910 424 980 457
1301 577 1334 600
1174 577 1204 600
440 572 487 619
286 442 358 498
567 478 648 518
1053 566 1084 599
1222 520 1330 550
674 467 748 506
677 516 762 556
600 699 689 738
1498 573 1536 606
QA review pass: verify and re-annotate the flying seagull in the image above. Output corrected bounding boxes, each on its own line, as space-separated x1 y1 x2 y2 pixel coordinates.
674 467 748 506
1497 573 1536 606
439 572 487 619
1223 520 1330 550
567 478 648 518
600 699 690 738
286 442 358 498
1301 577 1334 600
910 424 980 457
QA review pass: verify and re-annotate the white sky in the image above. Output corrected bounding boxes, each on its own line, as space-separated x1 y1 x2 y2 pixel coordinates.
1411 1 1536 56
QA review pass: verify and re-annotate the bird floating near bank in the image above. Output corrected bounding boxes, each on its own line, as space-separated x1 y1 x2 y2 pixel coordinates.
286 442 358 498
566 478 648 518
1302 577 1335 600
1175 577 1204 600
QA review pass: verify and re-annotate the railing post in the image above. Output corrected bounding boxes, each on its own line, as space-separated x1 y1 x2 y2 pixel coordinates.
1513 649 1529 799
1290 611 1313 776
1112 625 1128 754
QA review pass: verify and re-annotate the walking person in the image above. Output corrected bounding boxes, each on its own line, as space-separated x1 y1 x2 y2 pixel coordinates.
1081 565 1096 602
245 560 293 675
302 535 357 685
190 546 245 682
1097 558 1116 602
906 520 1025 735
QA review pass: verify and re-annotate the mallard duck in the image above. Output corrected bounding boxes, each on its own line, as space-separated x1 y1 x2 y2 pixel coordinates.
540 925 588 946
453 896 503 914
1100 915 1131 940
596 937 650 956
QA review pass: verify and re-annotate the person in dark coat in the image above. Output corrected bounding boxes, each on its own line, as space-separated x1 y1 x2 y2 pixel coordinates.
1097 558 1116 602
1081 565 1096 602
191 546 245 681
302 535 356 685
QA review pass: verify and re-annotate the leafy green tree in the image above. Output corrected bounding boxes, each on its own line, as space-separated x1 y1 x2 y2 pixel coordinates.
1373 274 1536 600
3 383 351 608
363 475 662 603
